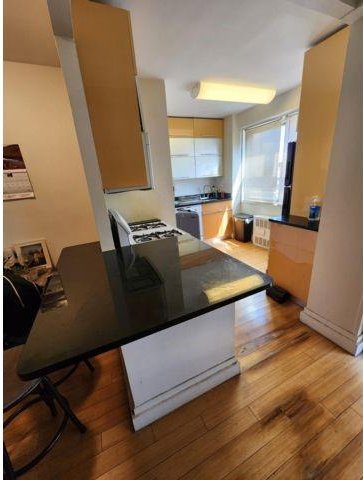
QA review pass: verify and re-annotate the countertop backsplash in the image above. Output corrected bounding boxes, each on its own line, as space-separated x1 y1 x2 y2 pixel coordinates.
173 178 215 197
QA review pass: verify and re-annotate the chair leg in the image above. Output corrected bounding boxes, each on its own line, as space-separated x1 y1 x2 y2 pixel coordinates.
41 377 86 434
83 359 95 372
37 385 58 417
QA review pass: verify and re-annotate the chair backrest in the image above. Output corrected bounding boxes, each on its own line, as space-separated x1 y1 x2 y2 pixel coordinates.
3 271 42 349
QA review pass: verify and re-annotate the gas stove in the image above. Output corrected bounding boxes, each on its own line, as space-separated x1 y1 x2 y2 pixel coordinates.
129 220 168 232
128 219 184 244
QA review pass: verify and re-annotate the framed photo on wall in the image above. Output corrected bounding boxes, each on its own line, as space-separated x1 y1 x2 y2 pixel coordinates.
14 239 52 270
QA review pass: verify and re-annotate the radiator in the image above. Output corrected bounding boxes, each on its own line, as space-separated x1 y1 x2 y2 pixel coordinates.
253 216 270 249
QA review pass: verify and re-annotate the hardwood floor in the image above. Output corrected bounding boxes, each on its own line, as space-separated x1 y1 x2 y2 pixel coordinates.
205 238 269 272
4 241 362 480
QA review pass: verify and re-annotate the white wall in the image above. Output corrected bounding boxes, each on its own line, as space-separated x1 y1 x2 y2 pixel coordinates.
174 178 216 197
301 18 363 355
105 78 175 225
221 86 301 215
3 61 99 262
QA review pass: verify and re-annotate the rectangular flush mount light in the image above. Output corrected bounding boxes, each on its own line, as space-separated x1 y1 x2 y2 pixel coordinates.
191 81 276 104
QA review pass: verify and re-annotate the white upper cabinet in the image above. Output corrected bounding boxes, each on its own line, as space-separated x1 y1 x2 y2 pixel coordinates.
171 156 196 180
194 138 222 156
169 118 224 180
195 155 222 178
169 138 194 156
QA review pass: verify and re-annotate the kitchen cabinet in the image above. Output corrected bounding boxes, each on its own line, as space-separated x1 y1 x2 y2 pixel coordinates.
194 138 223 178
171 156 196 180
170 137 195 179
267 222 317 304
202 201 232 239
168 117 194 137
195 155 222 178
290 27 350 216
169 138 194 156
72 0 151 192
169 122 223 180
193 118 223 138
194 138 222 155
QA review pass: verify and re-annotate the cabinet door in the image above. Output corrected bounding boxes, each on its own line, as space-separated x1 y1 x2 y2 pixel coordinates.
193 119 223 138
290 27 349 215
72 0 149 191
195 155 222 178
168 117 194 137
202 210 232 239
194 138 222 155
171 156 196 180
169 138 194 156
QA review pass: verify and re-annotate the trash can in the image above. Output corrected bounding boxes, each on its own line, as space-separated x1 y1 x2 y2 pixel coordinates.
233 213 253 242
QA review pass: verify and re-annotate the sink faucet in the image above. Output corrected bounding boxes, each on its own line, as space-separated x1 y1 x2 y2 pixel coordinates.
202 185 211 197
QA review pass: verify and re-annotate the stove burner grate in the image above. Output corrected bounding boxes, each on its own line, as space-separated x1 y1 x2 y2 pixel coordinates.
130 221 167 232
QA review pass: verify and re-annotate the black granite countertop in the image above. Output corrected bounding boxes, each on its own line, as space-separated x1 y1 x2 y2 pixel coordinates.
175 194 232 208
17 235 270 380
269 215 319 232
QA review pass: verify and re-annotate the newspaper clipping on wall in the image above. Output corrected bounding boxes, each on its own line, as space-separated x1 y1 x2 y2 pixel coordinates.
3 144 35 201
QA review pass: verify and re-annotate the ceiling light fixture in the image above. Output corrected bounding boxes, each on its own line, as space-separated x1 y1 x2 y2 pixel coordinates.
191 81 276 104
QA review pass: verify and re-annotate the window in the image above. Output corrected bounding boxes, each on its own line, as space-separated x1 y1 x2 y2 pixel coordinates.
241 112 298 205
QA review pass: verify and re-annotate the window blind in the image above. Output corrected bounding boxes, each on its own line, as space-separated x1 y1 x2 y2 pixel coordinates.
242 119 285 204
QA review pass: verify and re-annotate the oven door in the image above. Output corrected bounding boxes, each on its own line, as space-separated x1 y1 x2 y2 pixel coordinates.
176 207 201 239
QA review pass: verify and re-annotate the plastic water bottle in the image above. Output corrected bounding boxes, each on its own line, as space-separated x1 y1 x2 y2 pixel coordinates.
308 196 321 221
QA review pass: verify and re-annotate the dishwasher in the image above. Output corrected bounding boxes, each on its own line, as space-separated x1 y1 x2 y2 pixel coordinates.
176 206 201 239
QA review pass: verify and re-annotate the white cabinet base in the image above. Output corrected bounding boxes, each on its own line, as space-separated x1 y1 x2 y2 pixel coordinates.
300 308 363 356
120 304 240 430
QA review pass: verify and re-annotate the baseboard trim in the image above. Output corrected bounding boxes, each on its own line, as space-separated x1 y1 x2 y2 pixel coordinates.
300 308 363 356
131 358 240 431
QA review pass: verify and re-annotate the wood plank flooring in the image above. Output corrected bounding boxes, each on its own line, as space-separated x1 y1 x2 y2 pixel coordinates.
4 241 362 480
205 238 269 272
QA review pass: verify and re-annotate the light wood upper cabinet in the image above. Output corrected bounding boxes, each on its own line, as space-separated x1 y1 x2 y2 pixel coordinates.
193 119 223 138
72 0 150 192
168 117 224 138
168 118 194 137
290 27 350 216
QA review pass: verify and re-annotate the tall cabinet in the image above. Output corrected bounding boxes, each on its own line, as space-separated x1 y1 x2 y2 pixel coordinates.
290 27 350 216
71 0 152 193
168 117 224 180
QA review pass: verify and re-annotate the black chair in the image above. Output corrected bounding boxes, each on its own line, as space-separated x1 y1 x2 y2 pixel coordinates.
3 271 95 382
3 272 93 478
3 346 87 478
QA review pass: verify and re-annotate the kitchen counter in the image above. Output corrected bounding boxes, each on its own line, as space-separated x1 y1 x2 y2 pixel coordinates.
175 194 231 208
18 235 270 430
269 214 319 232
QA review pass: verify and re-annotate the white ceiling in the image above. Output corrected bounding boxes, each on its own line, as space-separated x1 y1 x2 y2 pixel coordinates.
110 0 340 117
4 0 343 118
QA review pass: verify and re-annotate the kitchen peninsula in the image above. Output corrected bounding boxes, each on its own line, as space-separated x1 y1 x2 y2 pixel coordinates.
18 234 270 430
